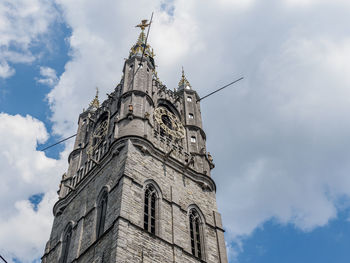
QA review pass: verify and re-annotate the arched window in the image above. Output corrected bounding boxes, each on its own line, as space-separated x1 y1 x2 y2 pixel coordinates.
96 191 108 239
189 209 203 259
61 224 72 263
144 184 157 234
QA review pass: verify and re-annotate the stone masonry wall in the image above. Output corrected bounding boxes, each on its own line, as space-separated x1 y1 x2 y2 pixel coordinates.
119 140 223 263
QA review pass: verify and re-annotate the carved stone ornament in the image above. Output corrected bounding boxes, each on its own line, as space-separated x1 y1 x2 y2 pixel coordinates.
207 152 215 169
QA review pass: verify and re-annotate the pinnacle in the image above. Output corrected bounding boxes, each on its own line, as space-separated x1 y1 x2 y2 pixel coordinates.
178 67 192 90
89 88 100 110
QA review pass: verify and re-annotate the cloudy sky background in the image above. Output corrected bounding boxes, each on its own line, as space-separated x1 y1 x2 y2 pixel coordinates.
1 0 350 262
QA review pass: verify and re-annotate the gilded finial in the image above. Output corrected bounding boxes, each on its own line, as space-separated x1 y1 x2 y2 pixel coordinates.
89 87 100 108
136 19 151 31
129 19 154 59
178 67 191 89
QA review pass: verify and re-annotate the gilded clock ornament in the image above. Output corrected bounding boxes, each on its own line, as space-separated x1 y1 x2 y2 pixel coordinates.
154 107 185 139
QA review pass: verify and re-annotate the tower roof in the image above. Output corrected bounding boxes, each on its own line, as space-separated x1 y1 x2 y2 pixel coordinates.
178 67 192 90
129 19 155 62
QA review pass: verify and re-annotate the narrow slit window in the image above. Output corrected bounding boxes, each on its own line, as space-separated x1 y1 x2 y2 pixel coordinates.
61 225 72 263
96 192 108 239
189 113 194 119
187 96 192 102
191 136 196 143
144 185 157 234
189 209 202 259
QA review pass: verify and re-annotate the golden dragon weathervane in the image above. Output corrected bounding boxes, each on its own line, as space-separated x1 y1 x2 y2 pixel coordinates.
136 19 151 31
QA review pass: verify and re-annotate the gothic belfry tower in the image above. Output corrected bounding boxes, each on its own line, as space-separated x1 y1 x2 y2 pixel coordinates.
42 20 228 263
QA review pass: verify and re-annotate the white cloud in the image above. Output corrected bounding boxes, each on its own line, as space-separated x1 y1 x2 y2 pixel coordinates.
0 113 66 262
0 0 58 79
37 66 58 86
0 60 15 78
206 11 350 255
285 0 350 7
0 192 57 262
217 0 256 9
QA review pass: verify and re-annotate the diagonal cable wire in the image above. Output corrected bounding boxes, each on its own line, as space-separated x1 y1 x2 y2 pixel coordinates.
40 134 77 151
197 77 244 102
0 255 8 263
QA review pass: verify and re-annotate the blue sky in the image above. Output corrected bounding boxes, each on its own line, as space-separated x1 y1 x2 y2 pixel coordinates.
236 211 350 263
1 0 350 262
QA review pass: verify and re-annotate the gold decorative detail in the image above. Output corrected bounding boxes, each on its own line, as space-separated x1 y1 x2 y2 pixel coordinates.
178 67 191 89
154 107 185 139
89 87 100 108
129 19 154 60
136 19 151 31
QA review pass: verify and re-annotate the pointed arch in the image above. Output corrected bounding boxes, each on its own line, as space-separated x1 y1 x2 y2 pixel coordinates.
143 179 163 198
143 180 162 235
188 205 206 260
96 186 109 239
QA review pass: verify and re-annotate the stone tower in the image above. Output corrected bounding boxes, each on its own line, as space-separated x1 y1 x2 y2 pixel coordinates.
42 20 228 263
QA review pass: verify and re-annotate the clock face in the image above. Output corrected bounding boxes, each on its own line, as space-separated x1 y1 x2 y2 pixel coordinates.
87 119 109 157
154 107 185 139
